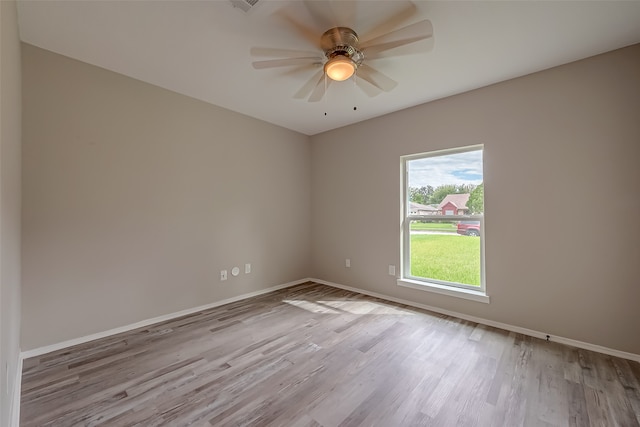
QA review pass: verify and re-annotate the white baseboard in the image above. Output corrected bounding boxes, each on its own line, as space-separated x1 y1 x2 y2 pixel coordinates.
20 276 640 365
21 278 311 360
12 276 639 426
312 278 640 363
10 353 23 427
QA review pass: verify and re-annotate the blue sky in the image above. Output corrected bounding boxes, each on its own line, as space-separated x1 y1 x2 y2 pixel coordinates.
408 149 483 188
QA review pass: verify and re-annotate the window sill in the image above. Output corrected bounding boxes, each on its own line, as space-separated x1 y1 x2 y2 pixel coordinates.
397 278 490 303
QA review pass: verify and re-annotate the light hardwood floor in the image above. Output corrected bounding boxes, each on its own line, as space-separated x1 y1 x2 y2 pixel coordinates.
20 282 640 426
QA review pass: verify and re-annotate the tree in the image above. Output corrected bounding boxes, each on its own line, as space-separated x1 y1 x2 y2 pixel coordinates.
429 184 460 205
467 183 484 214
456 183 477 195
408 185 434 205
411 183 479 206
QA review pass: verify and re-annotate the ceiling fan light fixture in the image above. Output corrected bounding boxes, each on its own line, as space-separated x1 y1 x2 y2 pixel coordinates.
324 55 355 81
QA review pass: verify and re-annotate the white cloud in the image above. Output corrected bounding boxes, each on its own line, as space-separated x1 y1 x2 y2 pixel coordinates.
408 150 483 188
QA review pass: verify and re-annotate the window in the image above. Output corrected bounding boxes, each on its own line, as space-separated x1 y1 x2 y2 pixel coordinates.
400 146 487 302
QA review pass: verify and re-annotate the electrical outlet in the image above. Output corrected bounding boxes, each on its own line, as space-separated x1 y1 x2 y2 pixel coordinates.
220 270 227 281
345 258 351 268
245 263 251 274
388 265 396 276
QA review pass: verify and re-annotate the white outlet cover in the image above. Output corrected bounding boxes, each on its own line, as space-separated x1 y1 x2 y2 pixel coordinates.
231 267 240 276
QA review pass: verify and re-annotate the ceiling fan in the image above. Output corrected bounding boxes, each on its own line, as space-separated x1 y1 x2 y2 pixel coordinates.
250 1 433 102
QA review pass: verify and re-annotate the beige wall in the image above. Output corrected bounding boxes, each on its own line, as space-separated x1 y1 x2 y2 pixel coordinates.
20 39 640 356
310 44 640 355
0 0 23 423
21 44 311 350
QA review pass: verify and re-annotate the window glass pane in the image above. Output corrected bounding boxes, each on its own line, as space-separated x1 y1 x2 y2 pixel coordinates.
409 219 481 286
407 150 484 216
405 147 484 289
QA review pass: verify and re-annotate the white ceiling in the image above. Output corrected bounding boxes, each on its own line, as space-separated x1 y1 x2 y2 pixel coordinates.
17 0 640 136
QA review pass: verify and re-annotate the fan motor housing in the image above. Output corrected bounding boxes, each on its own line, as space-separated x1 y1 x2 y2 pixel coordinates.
321 27 364 65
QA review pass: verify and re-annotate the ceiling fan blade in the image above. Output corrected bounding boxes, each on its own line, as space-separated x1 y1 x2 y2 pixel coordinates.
364 38 429 60
282 63 323 78
360 2 418 42
354 76 383 98
250 47 320 58
275 10 322 49
294 70 325 99
356 64 397 92
361 20 433 50
252 57 322 70
308 74 332 102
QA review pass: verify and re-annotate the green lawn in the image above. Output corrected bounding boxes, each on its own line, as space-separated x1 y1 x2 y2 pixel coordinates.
410 234 481 286
410 222 457 232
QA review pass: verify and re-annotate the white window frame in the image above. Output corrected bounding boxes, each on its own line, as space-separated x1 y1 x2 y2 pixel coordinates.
399 145 489 303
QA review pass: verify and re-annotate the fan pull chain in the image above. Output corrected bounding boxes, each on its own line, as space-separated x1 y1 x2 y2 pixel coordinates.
353 73 358 111
324 72 328 116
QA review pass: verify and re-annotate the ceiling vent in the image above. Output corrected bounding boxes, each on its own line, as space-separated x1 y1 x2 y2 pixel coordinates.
229 0 259 13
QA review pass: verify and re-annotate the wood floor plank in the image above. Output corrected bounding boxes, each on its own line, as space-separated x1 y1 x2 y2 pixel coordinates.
20 282 640 426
